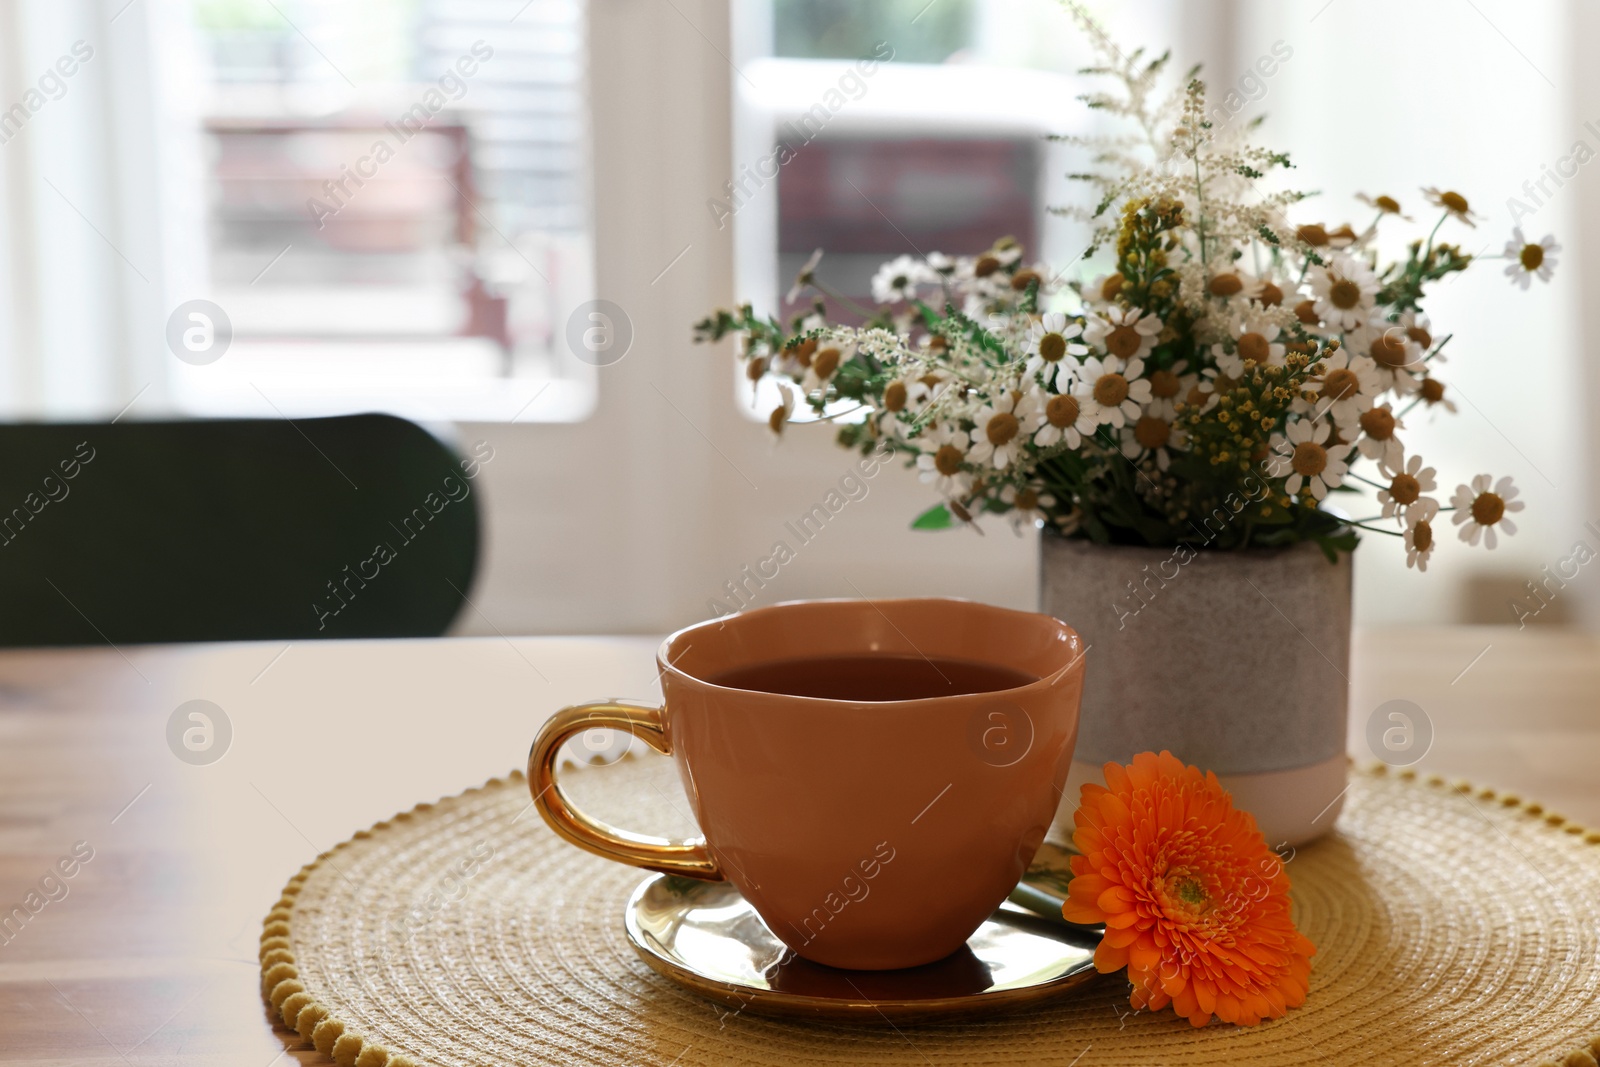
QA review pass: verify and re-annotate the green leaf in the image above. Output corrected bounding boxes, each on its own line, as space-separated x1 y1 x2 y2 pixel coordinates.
911 503 954 531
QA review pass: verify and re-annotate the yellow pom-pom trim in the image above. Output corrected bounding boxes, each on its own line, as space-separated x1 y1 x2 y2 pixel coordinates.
268 979 303 1011
259 936 291 960
261 921 290 941
387 1056 419 1067
312 1018 345 1057
332 1030 365 1066
261 948 294 969
355 1042 391 1067
279 991 314 1028
295 1002 329 1040
261 962 297 996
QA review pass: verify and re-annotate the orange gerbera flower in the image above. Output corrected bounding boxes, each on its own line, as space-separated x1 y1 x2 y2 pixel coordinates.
1063 751 1315 1027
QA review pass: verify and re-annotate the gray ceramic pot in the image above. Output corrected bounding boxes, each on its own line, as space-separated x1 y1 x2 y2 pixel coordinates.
1039 534 1351 846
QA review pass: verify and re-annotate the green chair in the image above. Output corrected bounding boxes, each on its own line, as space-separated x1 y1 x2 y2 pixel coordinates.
0 414 482 646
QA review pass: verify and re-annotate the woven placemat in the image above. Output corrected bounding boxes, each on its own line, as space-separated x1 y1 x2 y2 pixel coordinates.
259 758 1600 1067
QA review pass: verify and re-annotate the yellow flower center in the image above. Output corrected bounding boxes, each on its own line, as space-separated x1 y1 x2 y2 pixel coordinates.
1094 373 1130 407
1406 325 1433 350
1237 332 1271 364
1134 416 1171 449
1369 331 1409 368
1294 299 1321 325
1105 325 1143 359
746 356 768 382
884 381 908 412
1257 281 1284 307
1209 273 1243 297
1329 278 1362 310
1413 520 1434 552
1440 190 1470 214
974 255 1001 278
1389 472 1420 505
1359 407 1396 440
1375 195 1401 214
1149 370 1180 399
1011 269 1041 292
1292 441 1327 477
1100 273 1125 301
1321 367 1361 402
934 444 964 476
1297 224 1330 247
1046 394 1080 428
792 338 817 366
1038 333 1067 362
1472 492 1506 526
811 347 841 380
1420 377 1446 404
985 412 1020 446
1014 488 1039 511
768 406 787 434
1520 243 1545 271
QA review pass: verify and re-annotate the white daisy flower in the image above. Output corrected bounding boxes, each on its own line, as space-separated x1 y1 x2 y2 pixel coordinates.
767 382 797 437
1299 347 1379 428
914 422 972 497
1348 320 1423 395
1001 483 1055 532
1394 309 1440 362
786 249 823 304
1355 403 1406 467
1272 418 1347 500
1404 511 1437 572
1451 474 1524 549
924 251 956 277
1504 229 1559 289
1212 318 1286 378
1417 375 1458 414
1119 415 1185 471
1245 275 1288 309
1084 306 1163 362
1024 313 1088 384
966 390 1027 470
1082 272 1126 307
1376 452 1438 521
1306 253 1379 332
801 342 852 394
871 255 931 304
1422 187 1481 228
1074 354 1153 429
1144 360 1191 420
1023 385 1095 450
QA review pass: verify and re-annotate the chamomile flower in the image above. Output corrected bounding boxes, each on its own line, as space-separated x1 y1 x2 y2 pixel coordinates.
1355 403 1405 467
1417 375 1457 413
1393 309 1439 362
767 382 797 437
1144 360 1190 420
924 251 956 277
1001 484 1055 531
1074 354 1152 429
1422 187 1481 228
1300 347 1379 427
801 342 852 394
1404 511 1437 571
1348 320 1423 394
1307 253 1379 332
1025 313 1088 383
1451 474 1523 548
1503 230 1559 289
1376 452 1438 521
967 390 1027 470
1213 318 1286 378
1119 415 1185 471
1356 192 1411 220
1082 272 1126 307
1272 418 1347 500
915 422 971 497
785 249 823 304
1246 276 1287 309
1025 386 1095 450
872 255 931 304
1084 306 1163 361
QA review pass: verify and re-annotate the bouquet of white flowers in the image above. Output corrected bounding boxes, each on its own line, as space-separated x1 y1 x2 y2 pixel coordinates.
695 3 1554 569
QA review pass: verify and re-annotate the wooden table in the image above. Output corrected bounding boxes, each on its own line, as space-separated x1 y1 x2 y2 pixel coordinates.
0 628 1595 1064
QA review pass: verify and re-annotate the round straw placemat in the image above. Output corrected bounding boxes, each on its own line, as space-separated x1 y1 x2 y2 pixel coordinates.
259 758 1600 1067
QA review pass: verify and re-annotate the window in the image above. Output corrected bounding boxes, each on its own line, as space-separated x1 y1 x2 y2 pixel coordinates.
170 0 595 421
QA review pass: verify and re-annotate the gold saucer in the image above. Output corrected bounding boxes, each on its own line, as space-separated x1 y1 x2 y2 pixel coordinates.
624 873 1101 1022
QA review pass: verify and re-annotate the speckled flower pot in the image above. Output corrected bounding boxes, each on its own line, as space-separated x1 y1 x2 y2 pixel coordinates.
1039 535 1350 847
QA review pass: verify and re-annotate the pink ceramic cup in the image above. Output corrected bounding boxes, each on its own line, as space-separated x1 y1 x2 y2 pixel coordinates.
528 597 1086 970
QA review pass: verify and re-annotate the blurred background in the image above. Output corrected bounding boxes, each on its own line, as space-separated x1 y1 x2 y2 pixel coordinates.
1 0 1595 635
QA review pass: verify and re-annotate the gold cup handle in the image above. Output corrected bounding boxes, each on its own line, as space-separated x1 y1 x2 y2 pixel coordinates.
528 701 723 881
